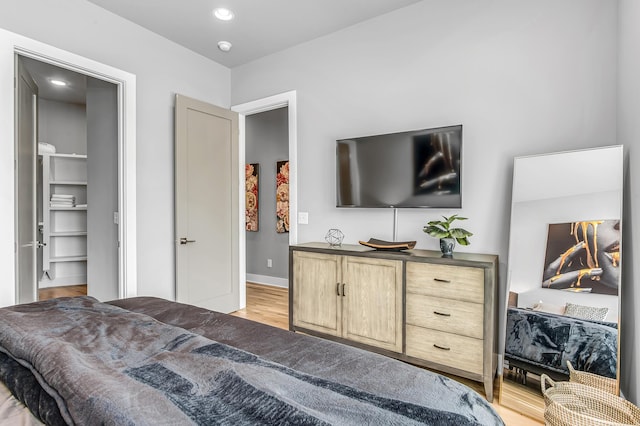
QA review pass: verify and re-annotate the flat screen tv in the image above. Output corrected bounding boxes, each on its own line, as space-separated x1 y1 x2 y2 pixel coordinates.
336 124 462 208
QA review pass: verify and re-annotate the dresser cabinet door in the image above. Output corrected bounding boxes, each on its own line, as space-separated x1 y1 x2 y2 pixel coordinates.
292 251 341 336
341 256 403 352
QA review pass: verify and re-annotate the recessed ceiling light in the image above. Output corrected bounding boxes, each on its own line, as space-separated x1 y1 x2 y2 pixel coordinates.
213 8 234 21
50 79 68 86
217 41 232 52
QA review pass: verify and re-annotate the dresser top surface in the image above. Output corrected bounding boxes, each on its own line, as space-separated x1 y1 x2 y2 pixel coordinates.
291 242 498 266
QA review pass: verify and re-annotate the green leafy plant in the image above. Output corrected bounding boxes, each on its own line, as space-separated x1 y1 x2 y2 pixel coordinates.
423 214 473 246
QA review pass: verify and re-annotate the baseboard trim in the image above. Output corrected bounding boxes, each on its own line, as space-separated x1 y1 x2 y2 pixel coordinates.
246 273 288 288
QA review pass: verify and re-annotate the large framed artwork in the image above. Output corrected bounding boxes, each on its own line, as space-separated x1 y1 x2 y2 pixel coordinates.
276 160 289 233
541 220 620 295
245 163 259 231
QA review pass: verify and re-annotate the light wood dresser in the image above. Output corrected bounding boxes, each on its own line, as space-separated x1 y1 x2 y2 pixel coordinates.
289 242 499 401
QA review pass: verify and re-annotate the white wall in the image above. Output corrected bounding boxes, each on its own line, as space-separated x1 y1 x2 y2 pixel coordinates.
232 0 616 256
0 0 230 300
39 99 87 154
231 0 624 393
618 0 640 404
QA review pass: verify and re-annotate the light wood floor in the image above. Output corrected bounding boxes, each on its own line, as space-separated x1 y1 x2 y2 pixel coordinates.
230 282 289 329
500 377 545 422
40 282 542 425
38 284 87 300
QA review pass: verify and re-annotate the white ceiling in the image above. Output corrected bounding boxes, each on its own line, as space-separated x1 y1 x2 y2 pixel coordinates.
20 1 422 105
86 0 422 68
20 56 88 105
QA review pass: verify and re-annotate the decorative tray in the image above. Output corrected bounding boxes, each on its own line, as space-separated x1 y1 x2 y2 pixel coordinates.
358 238 416 251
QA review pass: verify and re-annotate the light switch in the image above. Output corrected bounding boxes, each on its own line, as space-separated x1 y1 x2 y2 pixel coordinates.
298 212 309 224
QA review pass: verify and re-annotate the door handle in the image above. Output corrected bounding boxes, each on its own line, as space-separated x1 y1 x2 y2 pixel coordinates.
433 344 451 351
179 237 196 245
22 241 45 248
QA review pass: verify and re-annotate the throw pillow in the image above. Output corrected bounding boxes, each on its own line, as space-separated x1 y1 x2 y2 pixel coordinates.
564 302 609 321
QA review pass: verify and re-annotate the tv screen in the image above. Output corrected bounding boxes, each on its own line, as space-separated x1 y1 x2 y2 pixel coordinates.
336 125 462 208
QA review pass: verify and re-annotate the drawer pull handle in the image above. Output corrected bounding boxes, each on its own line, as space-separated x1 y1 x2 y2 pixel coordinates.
433 311 451 317
336 283 341 296
433 344 451 351
433 278 451 283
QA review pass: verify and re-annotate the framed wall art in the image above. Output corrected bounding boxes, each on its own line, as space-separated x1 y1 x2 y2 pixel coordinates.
245 163 259 231
541 220 620 295
276 160 289 233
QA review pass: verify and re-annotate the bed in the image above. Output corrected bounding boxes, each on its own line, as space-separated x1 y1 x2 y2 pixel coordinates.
504 306 617 381
0 296 503 425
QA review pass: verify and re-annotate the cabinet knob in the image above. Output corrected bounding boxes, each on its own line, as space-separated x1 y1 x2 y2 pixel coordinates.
336 283 341 296
433 278 451 283
433 311 451 317
179 237 196 245
342 283 346 297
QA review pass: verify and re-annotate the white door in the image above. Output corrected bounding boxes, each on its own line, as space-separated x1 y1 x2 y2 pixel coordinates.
175 95 239 313
15 55 38 304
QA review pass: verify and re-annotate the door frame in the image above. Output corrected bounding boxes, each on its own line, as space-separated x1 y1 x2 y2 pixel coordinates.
232 90 298 308
0 28 137 306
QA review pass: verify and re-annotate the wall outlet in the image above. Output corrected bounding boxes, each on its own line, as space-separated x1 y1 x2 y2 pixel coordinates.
298 212 309 224
267 259 273 268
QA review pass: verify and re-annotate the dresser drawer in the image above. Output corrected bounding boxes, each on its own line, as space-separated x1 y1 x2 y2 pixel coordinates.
406 294 483 339
405 325 483 375
406 262 484 303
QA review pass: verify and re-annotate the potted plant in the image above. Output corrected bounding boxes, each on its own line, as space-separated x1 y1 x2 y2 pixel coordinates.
423 214 472 256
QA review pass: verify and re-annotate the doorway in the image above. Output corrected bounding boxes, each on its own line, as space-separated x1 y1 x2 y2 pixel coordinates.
17 56 119 302
232 90 298 309
1 28 138 307
245 107 290 289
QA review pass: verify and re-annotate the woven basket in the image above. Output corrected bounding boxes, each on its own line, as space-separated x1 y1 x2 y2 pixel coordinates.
567 361 618 395
541 375 640 426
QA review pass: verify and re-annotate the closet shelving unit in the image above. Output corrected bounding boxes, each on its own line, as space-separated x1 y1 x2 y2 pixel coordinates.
40 152 88 286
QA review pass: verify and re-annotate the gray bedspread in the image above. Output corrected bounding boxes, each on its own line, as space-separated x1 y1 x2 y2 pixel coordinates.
0 296 503 425
505 307 617 378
